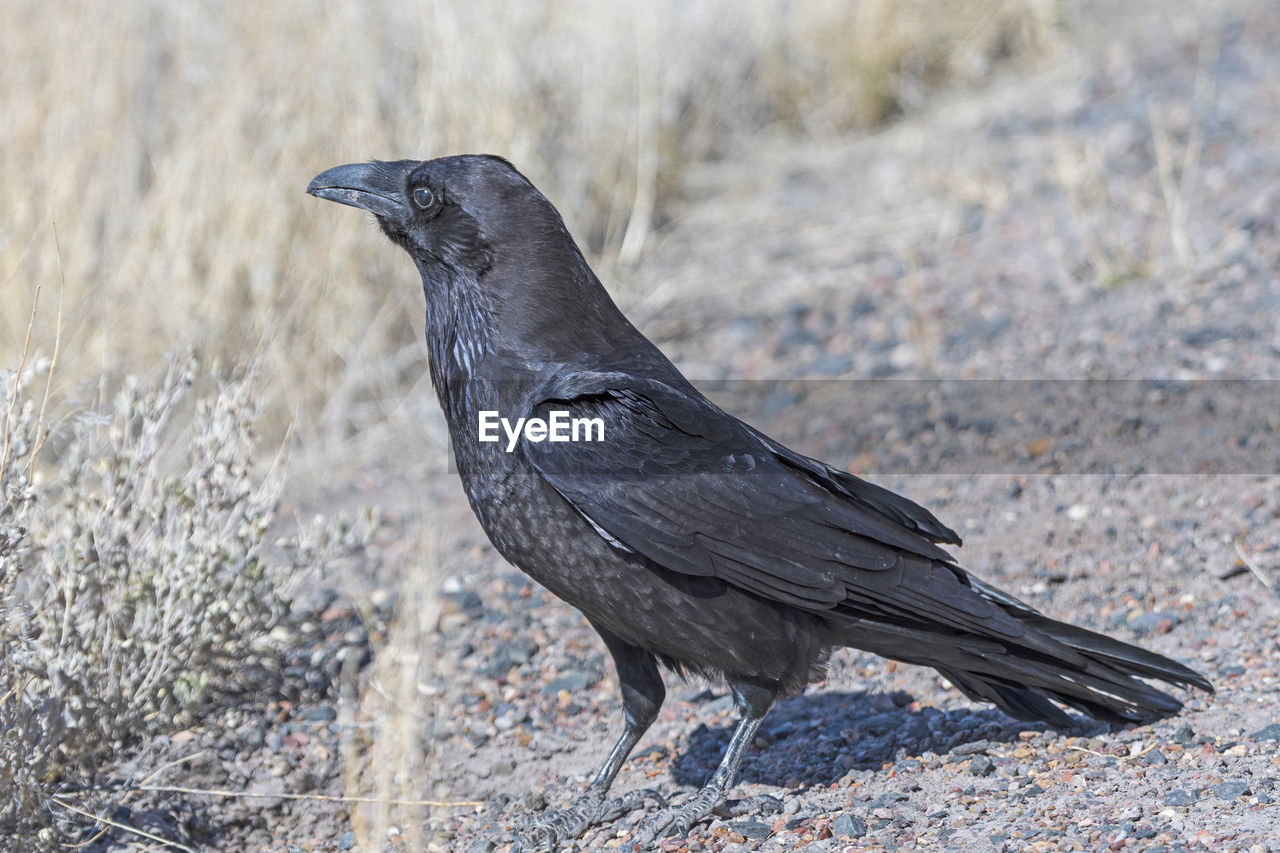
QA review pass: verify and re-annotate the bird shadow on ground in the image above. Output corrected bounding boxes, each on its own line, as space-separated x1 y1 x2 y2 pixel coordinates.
669 688 1096 789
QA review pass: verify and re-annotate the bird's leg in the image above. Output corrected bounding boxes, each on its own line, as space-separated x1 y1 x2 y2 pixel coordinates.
632 680 777 846
518 629 666 851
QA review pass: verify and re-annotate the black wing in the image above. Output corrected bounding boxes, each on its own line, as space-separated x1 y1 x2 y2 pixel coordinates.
521 375 1005 632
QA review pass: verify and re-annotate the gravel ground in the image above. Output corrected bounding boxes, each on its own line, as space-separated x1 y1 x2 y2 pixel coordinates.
125 2 1279 850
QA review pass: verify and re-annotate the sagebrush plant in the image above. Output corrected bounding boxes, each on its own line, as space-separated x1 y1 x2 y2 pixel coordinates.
0 368 46 840
0 355 303 844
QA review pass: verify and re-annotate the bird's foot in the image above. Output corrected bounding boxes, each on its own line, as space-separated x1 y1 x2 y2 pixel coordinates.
630 785 720 847
630 786 781 848
514 786 667 852
631 789 783 847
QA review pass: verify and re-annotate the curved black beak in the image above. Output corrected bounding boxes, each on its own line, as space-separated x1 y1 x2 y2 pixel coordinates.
307 160 415 219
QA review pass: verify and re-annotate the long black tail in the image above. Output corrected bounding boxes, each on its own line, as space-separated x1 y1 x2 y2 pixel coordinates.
832 572 1213 728
936 577 1213 727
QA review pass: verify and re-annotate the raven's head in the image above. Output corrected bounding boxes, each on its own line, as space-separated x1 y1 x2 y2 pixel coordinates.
308 155 550 277
308 155 643 362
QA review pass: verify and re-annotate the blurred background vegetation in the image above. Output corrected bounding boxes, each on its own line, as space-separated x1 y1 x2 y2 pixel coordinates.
2 0 1062 463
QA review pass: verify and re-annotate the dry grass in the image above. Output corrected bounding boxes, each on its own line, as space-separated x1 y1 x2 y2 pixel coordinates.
1049 89 1213 290
2 0 1060 459
340 527 444 850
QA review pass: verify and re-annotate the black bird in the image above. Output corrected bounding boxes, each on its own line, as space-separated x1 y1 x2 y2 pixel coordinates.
308 156 1212 848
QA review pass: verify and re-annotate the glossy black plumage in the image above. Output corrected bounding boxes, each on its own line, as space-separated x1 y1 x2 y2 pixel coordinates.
308 155 1212 847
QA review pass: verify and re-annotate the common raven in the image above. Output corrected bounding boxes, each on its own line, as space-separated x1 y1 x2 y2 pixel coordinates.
308 155 1212 848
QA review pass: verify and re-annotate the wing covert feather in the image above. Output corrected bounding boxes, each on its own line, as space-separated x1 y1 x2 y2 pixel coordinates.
522 378 1000 632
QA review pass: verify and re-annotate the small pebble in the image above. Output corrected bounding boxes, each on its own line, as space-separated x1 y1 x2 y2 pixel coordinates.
297 704 337 722
952 739 990 756
866 792 909 808
1212 781 1250 799
1127 610 1180 636
968 755 995 777
830 813 867 839
727 819 772 840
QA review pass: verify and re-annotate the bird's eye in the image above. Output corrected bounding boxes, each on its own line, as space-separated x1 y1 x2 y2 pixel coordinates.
411 186 436 209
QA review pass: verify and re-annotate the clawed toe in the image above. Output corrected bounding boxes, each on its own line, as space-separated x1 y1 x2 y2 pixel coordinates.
599 787 667 822
516 786 669 851
515 789 602 852
714 792 783 818
630 788 783 848
510 825 557 853
631 785 722 847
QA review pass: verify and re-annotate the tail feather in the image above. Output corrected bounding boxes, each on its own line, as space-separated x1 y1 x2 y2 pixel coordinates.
934 578 1214 725
835 576 1213 726
938 669 1077 727
1025 614 1211 691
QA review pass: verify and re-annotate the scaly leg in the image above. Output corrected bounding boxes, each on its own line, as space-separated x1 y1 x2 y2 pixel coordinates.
517 626 667 851
631 679 778 847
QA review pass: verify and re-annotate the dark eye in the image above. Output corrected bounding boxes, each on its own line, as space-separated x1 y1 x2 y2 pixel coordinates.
411 186 436 209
